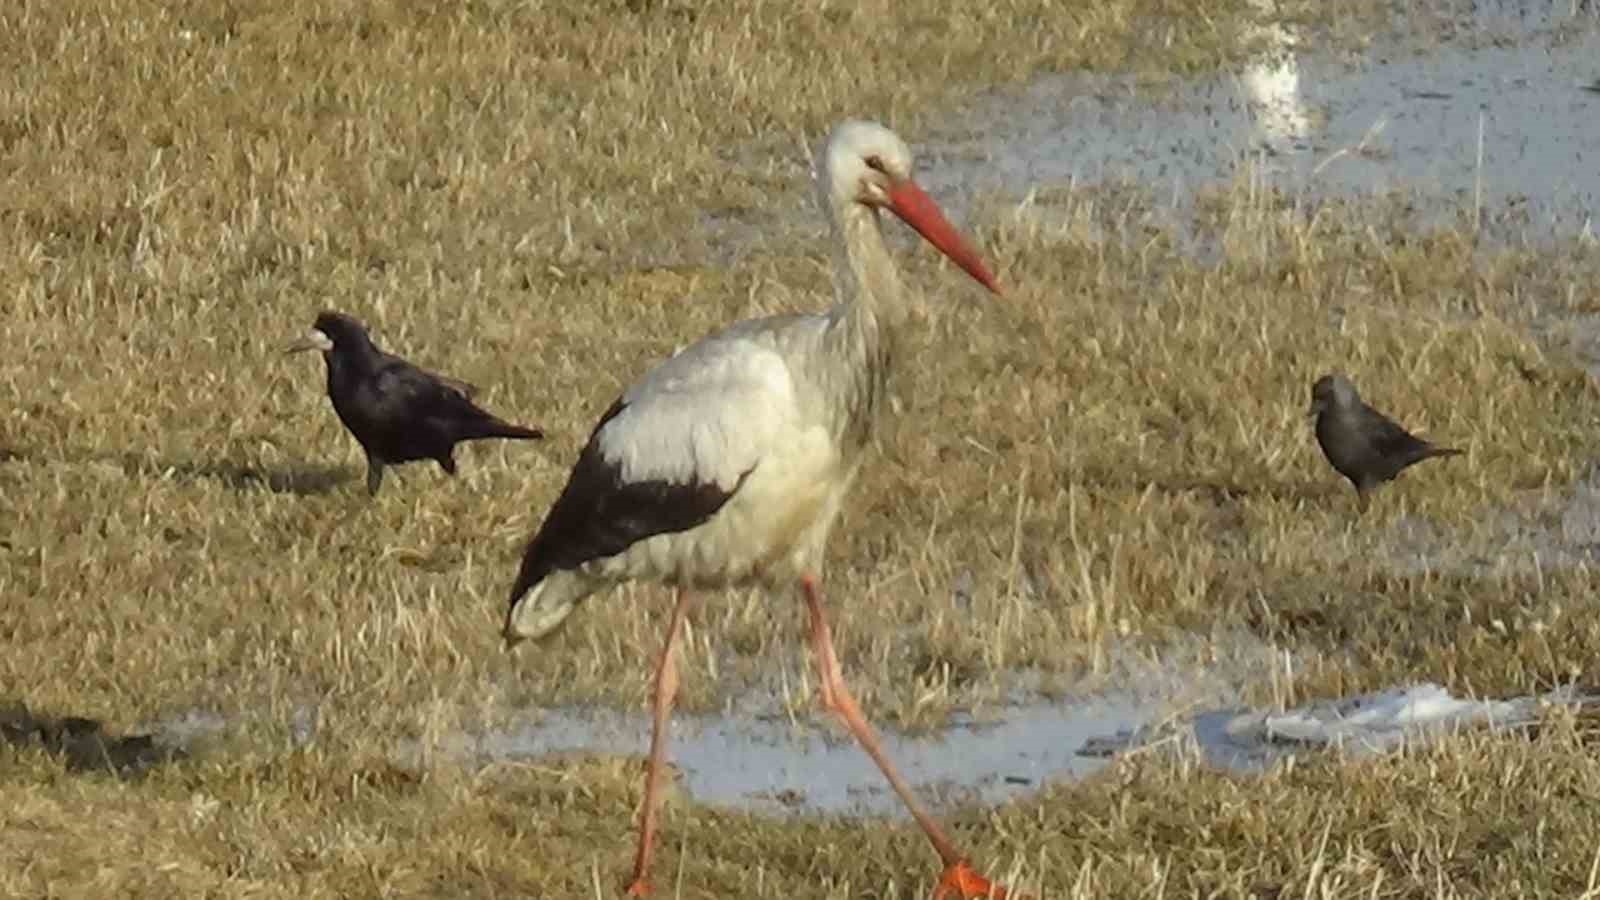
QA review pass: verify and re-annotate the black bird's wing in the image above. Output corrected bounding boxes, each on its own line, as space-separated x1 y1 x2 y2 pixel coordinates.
1355 402 1451 478
1363 406 1430 455
368 353 541 447
366 354 495 429
367 356 462 416
434 372 479 399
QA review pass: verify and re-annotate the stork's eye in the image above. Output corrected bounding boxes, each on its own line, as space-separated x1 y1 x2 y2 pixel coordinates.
864 155 886 173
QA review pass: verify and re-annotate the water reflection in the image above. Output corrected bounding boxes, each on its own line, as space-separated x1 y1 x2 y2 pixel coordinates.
1241 0 1313 145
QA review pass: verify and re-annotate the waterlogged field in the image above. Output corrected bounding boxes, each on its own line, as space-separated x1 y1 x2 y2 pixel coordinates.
6 1 1600 897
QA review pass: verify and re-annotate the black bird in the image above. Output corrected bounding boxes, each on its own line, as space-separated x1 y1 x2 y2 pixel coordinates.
289 311 543 495
1310 373 1463 512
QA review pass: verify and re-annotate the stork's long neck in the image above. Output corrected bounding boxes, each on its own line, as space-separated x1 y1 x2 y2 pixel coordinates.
820 199 907 449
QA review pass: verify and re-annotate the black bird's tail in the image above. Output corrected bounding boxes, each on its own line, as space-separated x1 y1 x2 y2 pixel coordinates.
1400 443 1463 472
460 409 547 441
467 417 544 441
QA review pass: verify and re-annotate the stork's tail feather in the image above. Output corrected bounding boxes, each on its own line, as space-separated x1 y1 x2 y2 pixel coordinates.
503 566 591 647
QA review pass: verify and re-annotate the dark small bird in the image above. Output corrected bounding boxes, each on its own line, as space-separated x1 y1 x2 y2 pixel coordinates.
1310 373 1463 512
289 312 543 495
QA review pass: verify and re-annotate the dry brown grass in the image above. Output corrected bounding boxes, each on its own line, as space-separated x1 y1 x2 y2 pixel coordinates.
6 1 1600 897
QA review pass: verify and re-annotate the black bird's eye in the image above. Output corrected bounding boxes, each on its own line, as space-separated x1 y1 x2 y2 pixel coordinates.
864 155 886 173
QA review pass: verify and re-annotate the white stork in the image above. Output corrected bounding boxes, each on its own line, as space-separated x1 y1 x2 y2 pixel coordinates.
504 120 1015 899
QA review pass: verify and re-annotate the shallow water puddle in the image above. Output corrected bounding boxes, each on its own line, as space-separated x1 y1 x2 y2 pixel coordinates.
399 697 1136 815
924 3 1600 241
393 635 1280 816
384 673 1593 818
117 651 1594 812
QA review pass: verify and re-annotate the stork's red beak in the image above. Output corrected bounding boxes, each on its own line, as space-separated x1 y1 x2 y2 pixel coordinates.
884 179 1001 295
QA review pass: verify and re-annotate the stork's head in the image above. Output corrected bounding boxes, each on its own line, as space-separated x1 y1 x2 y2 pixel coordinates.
820 120 915 211
287 311 371 355
817 120 1000 295
1310 373 1360 416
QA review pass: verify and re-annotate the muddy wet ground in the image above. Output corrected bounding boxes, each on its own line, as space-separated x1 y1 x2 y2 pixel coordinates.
1 702 184 776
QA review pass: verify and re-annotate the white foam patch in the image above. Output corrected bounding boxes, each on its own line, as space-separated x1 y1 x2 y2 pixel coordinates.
1085 682 1596 766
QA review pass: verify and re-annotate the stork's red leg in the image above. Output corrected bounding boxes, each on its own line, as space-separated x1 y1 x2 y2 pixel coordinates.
623 587 694 897
799 575 1022 900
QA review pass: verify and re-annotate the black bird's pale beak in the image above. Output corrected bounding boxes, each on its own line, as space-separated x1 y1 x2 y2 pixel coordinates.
286 329 334 354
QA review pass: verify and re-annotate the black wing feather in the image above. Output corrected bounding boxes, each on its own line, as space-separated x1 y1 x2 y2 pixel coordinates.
510 399 748 599
1362 407 1426 455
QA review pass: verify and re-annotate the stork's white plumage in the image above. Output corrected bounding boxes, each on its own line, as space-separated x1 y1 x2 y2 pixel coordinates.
504 121 1016 899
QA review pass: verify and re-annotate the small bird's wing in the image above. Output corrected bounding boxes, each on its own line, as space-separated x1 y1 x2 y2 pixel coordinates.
1359 403 1434 458
515 330 803 581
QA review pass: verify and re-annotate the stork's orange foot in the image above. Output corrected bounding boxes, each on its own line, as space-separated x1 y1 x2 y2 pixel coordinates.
931 860 1026 899
622 878 651 896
